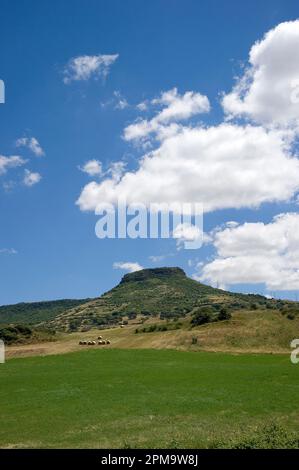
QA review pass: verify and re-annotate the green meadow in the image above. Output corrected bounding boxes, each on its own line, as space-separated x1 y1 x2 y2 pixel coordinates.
1 349 299 448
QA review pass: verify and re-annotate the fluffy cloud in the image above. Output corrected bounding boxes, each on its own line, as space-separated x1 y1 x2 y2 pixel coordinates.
16 137 44 156
63 54 118 83
198 213 299 291
113 261 144 273
23 169 42 187
77 24 299 215
222 20 299 128
152 88 210 123
124 88 210 143
0 155 26 175
79 159 103 176
107 161 127 182
77 123 299 213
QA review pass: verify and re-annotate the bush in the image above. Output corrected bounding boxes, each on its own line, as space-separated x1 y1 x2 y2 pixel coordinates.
14 324 32 336
135 322 182 334
232 423 299 449
148 324 157 332
159 325 168 331
68 319 81 331
218 308 232 321
211 422 299 449
191 306 215 326
127 312 137 320
0 324 33 345
140 310 151 316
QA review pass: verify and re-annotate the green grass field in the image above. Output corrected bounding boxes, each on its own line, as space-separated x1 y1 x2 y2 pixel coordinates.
1 349 299 448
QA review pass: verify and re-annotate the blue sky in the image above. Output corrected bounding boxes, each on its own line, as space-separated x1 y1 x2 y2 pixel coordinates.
1 0 299 305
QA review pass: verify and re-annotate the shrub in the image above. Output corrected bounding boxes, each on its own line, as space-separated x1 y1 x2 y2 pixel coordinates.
140 310 151 316
191 307 214 326
232 423 299 449
159 325 168 331
68 319 81 331
211 422 299 449
14 324 32 336
127 312 137 320
148 324 157 332
0 324 33 345
218 308 232 321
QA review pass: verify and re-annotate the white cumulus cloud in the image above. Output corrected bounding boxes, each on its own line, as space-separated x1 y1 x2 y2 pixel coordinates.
63 54 119 83
124 88 210 143
77 123 299 213
198 213 299 291
79 159 103 176
222 20 299 129
113 261 144 273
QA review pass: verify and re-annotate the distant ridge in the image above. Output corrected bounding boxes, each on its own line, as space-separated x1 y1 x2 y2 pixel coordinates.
0 298 90 326
43 267 278 331
1 267 292 332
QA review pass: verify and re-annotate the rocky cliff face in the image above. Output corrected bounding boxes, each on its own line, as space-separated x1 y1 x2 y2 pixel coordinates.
120 267 186 284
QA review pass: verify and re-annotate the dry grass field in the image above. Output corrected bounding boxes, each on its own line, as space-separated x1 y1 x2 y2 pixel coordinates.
6 308 299 359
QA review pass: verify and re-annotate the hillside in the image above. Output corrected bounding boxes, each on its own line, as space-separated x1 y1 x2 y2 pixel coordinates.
6 305 299 359
0 298 90 326
44 267 290 332
1 267 296 335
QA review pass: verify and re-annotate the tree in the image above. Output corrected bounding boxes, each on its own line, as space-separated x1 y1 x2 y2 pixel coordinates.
191 306 215 326
218 308 231 321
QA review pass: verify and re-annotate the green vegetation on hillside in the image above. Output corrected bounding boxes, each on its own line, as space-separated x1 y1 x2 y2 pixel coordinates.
46 267 290 332
1 268 298 335
135 321 183 334
0 298 90 326
191 305 232 325
0 324 56 345
1 349 298 448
